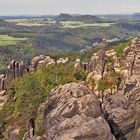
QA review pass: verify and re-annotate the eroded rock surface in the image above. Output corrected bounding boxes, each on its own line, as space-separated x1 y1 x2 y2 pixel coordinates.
102 38 140 140
41 83 116 140
30 55 55 72
103 88 140 140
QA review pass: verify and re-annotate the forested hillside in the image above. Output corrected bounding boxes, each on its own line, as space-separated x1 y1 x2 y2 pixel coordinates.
0 14 140 73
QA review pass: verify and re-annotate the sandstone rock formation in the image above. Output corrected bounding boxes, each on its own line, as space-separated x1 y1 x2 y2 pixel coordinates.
82 62 89 72
4 127 19 140
0 74 7 109
103 87 140 140
88 53 98 72
101 37 140 140
0 90 7 109
74 58 82 70
40 83 116 140
97 39 107 78
23 118 35 140
74 58 94 73
1 37 140 140
30 55 55 72
0 74 6 91
57 58 69 65
7 60 26 80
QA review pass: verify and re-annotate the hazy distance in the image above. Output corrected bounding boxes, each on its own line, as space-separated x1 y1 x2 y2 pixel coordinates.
0 0 140 15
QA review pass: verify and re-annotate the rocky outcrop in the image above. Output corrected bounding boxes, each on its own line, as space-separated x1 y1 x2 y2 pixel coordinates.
103 88 140 140
115 38 140 94
74 58 95 73
89 55 97 72
101 38 140 140
4 128 19 140
130 98 140 140
22 38 140 140
0 90 7 109
0 74 6 91
7 60 26 81
0 75 7 109
1 37 140 140
23 119 35 140
57 58 69 65
30 55 55 72
40 83 116 140
74 58 82 70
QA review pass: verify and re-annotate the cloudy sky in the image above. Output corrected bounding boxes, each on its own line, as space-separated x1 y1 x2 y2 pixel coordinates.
0 0 140 15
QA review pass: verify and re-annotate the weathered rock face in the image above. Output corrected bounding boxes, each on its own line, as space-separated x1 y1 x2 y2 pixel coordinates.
30 55 55 72
74 58 82 70
95 39 108 77
0 90 7 109
103 88 140 140
41 83 116 140
0 75 7 109
2 37 140 140
7 60 26 81
101 38 140 140
74 58 91 73
130 98 140 140
57 58 69 65
119 38 140 90
89 57 97 72
0 74 6 91
4 128 19 140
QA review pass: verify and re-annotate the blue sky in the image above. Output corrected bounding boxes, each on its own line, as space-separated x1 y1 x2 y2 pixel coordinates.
0 0 140 15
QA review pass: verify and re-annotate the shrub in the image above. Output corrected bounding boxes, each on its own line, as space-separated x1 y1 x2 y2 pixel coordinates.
113 42 130 58
97 79 107 93
74 70 87 81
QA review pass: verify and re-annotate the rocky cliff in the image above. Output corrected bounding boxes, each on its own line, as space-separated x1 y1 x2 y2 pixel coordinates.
34 38 140 140
39 83 116 140
0 38 140 140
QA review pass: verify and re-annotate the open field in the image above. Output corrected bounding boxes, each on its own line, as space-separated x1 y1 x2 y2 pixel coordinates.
60 21 114 28
0 35 28 46
6 18 46 26
16 23 45 26
6 18 45 23
6 18 114 28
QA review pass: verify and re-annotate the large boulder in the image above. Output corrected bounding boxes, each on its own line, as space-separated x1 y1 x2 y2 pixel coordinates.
40 83 116 140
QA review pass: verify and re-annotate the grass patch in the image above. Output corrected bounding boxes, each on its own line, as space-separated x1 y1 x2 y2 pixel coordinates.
0 35 28 46
113 42 130 58
16 23 45 27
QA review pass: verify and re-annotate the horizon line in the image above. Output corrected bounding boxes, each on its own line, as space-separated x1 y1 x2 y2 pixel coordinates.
0 12 139 17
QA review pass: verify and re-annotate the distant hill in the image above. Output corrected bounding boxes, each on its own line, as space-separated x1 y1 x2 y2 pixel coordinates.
0 19 33 34
0 15 54 20
0 19 23 29
133 13 140 19
55 13 102 23
134 13 140 16
0 19 14 27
